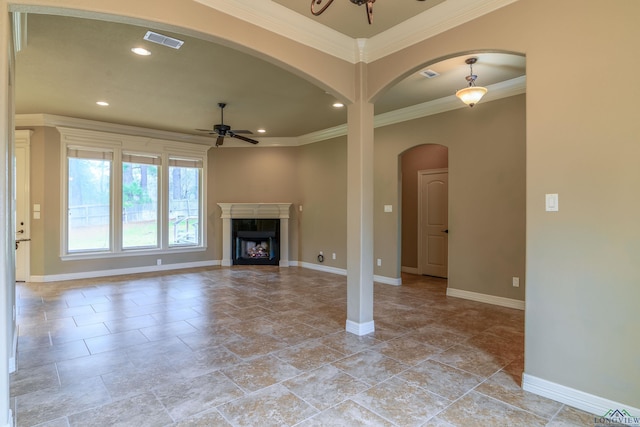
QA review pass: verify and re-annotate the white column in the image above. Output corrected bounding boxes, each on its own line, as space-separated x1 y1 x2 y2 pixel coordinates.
345 63 375 336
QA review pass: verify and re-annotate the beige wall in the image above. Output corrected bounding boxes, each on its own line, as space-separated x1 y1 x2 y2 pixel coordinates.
297 138 347 268
400 144 448 269
208 146 301 261
366 0 640 408
5 0 640 413
375 95 526 299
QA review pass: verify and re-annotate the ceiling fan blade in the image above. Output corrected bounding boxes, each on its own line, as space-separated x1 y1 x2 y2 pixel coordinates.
230 129 253 135
231 133 259 144
196 128 217 135
215 135 225 146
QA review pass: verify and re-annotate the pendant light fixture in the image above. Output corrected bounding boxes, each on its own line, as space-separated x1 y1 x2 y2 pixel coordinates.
311 0 376 25
456 57 488 107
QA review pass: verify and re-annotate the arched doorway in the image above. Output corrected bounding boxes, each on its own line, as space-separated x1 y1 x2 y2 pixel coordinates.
400 144 449 277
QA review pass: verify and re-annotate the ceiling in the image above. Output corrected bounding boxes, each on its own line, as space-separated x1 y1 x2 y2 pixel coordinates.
272 0 448 38
14 2 525 146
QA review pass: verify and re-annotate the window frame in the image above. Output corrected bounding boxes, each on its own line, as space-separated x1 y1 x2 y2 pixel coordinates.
59 127 208 260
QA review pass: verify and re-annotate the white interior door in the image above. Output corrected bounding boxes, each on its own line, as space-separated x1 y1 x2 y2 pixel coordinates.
15 132 31 282
419 169 448 278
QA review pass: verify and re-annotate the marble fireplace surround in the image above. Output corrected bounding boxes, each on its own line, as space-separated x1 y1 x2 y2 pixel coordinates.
218 203 292 267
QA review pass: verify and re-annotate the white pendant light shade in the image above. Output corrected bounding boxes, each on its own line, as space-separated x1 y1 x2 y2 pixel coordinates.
456 57 488 107
456 86 487 107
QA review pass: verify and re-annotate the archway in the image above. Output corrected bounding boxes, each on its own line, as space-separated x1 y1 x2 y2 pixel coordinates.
400 144 449 277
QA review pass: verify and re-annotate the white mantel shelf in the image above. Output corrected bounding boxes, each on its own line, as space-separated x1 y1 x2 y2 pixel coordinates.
218 203 292 267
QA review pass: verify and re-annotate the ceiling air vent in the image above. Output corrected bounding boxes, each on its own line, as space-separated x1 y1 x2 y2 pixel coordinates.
420 69 440 78
143 31 184 49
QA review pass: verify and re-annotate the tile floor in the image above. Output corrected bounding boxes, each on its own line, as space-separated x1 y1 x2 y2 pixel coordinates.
10 267 595 426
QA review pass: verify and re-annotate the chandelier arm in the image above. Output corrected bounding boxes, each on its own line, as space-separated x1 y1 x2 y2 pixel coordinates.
366 1 374 24
310 0 336 16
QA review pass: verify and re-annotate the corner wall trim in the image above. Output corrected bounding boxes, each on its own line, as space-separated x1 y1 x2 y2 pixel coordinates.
374 275 401 286
29 260 219 283
401 266 419 275
446 287 525 310
5 409 13 427
9 325 17 373
522 373 640 418
345 320 375 336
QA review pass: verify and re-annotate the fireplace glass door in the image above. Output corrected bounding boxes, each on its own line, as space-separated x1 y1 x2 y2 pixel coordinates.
232 219 279 265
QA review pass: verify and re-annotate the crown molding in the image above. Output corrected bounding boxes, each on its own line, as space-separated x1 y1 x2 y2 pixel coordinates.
192 0 520 63
297 75 526 144
193 0 358 63
16 76 524 147
15 114 220 145
374 75 526 128
365 0 520 62
12 12 27 53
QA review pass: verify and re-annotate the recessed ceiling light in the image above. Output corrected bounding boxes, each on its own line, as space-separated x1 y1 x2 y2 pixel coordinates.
333 102 344 108
257 129 266 133
131 47 151 56
96 101 109 106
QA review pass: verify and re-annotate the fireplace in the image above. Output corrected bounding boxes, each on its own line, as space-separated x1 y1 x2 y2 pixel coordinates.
218 203 292 267
233 219 279 265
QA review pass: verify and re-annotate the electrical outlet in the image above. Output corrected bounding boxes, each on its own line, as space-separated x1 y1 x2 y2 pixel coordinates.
512 277 520 287
377 258 382 267
157 259 162 266
332 253 336 260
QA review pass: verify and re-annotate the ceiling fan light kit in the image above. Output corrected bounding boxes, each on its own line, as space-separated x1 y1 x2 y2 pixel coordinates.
311 0 376 25
456 57 488 107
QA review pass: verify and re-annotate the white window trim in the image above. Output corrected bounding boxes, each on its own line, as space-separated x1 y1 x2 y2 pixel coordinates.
58 126 209 260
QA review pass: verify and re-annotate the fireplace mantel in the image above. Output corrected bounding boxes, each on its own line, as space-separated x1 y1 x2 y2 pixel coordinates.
218 203 292 267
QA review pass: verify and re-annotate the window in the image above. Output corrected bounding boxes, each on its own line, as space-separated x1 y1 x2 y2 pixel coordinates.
168 158 202 246
61 128 208 258
67 148 112 252
122 154 160 249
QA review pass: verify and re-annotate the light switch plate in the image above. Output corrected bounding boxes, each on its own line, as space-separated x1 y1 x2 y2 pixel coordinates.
384 205 392 213
545 194 558 212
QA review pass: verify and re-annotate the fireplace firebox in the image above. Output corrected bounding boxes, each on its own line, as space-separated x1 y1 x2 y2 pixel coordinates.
232 219 279 265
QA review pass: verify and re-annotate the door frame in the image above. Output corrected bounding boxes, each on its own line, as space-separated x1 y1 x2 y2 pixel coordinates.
417 168 448 276
15 130 31 282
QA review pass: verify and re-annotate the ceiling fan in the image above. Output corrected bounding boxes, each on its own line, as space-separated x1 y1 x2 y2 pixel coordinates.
197 103 259 147
311 0 375 25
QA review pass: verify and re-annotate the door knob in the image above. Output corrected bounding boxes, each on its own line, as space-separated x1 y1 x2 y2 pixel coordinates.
442 229 448 233
16 229 24 234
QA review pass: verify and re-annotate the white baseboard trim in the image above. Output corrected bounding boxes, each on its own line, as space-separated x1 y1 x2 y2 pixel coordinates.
29 260 219 283
401 266 419 275
522 373 640 418
345 319 375 336
297 262 401 286
446 287 525 310
374 275 402 286
298 261 347 276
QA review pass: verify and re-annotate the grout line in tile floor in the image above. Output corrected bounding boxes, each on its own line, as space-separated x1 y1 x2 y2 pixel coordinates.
10 267 595 427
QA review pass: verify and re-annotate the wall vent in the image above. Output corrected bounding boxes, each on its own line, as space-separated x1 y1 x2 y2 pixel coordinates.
143 31 184 49
420 69 440 78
